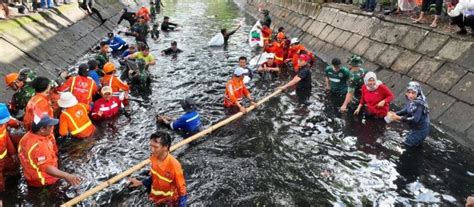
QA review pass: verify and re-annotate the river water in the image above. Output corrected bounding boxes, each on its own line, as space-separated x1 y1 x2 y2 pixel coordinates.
3 0 474 206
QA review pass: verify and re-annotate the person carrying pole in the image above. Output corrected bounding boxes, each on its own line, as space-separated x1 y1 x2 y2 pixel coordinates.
224 67 257 113
129 132 187 206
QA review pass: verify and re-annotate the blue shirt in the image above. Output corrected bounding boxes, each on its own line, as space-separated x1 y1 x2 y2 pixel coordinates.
121 50 132 59
396 100 429 130
171 111 201 133
88 70 101 88
106 35 127 51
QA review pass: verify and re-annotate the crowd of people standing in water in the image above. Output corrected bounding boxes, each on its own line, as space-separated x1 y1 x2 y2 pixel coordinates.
0 3 435 206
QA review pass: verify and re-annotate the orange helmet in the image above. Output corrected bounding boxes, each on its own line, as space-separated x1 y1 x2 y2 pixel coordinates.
4 73 19 87
103 62 116 74
277 32 285 40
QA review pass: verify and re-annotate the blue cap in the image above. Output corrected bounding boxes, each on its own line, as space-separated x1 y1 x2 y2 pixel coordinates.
32 114 59 131
0 103 11 124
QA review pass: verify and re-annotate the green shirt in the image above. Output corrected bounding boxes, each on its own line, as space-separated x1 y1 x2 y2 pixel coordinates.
325 65 350 94
347 68 367 96
96 52 109 70
11 83 35 112
134 52 155 65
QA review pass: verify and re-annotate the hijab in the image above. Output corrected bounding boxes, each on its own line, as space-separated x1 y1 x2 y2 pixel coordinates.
406 81 429 114
363 71 382 91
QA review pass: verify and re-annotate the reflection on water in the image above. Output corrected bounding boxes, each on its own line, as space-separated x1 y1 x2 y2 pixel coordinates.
3 0 474 206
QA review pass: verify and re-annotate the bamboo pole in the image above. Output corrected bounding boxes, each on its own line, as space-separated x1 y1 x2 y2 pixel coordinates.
61 88 284 207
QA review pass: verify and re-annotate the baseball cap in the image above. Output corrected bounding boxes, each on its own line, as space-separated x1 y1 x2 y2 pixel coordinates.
234 67 247 76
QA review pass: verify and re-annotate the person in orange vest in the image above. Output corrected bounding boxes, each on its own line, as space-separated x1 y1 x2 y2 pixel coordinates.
224 67 257 113
264 33 286 66
91 86 124 120
57 64 98 107
136 6 151 22
23 77 59 154
58 92 95 139
0 103 21 192
129 132 187 206
101 62 130 105
18 115 81 187
260 24 272 47
285 38 314 73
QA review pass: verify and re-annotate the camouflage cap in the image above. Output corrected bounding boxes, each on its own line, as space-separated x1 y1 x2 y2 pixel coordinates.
347 55 364 67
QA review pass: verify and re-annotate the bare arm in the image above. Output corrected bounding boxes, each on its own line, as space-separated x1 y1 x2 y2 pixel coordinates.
46 166 81 186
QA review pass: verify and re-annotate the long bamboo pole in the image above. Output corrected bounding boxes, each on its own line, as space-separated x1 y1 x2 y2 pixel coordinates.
61 88 284 207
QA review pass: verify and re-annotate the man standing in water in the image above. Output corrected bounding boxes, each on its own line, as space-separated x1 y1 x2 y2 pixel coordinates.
129 132 187 206
224 67 257 113
221 24 241 46
340 55 368 112
280 54 312 105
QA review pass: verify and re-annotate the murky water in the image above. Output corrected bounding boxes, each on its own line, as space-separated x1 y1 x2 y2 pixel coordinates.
3 0 474 206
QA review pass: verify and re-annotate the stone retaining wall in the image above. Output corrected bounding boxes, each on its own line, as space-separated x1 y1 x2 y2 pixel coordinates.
0 0 124 100
237 0 474 145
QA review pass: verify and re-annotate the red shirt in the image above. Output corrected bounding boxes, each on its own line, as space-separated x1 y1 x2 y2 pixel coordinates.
359 84 394 118
91 97 123 120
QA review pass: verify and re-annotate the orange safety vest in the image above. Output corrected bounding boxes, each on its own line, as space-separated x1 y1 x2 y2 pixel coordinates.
137 7 151 22
59 103 95 139
266 42 285 65
149 154 187 204
289 44 313 72
0 119 19 161
101 75 130 97
224 78 250 107
18 132 59 187
57 76 98 105
23 93 53 131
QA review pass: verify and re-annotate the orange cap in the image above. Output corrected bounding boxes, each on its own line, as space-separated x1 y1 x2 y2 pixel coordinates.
277 32 285 40
103 62 116 74
4 73 19 86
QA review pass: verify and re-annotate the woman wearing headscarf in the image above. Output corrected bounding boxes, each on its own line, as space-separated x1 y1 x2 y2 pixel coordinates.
388 81 430 147
354 72 394 118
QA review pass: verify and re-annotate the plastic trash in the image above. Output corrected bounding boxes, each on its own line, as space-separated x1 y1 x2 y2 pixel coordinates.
249 52 271 66
248 21 263 47
208 33 225 46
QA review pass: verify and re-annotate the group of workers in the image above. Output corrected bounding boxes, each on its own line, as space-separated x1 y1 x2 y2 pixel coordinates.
0 4 433 206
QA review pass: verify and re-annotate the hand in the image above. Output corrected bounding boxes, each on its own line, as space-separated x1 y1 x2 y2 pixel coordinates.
128 178 143 188
98 111 104 116
340 105 347 112
239 106 247 114
59 70 68 79
65 174 81 186
250 101 257 107
467 196 474 207
376 100 386 108
354 107 361 115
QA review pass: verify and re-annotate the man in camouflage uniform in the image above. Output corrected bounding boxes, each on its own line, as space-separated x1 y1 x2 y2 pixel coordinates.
96 41 110 71
4 69 37 117
340 55 368 112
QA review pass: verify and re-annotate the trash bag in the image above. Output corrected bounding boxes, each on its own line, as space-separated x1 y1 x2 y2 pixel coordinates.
208 33 225 46
248 21 263 48
249 52 271 66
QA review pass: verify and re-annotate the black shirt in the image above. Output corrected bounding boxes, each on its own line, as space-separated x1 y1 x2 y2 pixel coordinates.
223 29 237 45
296 65 312 92
262 15 272 27
162 48 183 55
118 11 136 26
161 22 177 31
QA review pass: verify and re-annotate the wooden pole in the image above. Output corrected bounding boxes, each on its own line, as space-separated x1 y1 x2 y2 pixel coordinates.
61 88 284 207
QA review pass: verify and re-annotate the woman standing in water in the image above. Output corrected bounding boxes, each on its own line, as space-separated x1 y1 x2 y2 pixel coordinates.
388 81 430 147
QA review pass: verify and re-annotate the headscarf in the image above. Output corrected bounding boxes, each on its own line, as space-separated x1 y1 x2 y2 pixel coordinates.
406 81 429 114
363 71 382 91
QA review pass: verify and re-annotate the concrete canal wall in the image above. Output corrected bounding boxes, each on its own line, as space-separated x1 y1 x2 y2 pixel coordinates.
236 0 474 145
0 0 124 101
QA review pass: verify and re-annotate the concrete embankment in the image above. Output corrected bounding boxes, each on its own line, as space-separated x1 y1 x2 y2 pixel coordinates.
0 0 124 99
236 0 474 145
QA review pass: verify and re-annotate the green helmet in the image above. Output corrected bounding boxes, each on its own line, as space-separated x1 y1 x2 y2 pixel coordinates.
348 55 364 67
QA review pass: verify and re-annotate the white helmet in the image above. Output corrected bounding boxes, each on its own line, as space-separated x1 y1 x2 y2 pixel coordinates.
290 38 299 45
57 92 78 108
267 53 275 59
